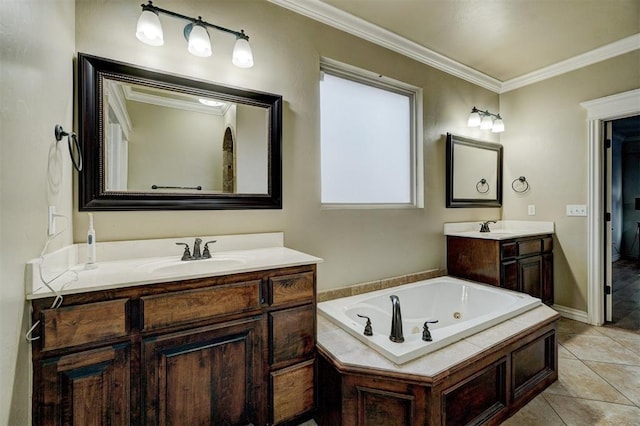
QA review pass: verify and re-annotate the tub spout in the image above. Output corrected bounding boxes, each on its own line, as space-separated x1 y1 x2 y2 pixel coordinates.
389 295 404 343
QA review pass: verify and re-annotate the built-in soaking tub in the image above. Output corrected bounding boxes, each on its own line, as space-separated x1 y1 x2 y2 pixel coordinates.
318 276 541 364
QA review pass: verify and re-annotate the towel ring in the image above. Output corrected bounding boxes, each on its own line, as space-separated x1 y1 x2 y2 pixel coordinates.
476 178 490 194
55 125 82 172
512 176 530 193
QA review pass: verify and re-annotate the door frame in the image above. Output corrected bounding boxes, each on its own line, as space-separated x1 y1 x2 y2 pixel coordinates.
581 88 640 326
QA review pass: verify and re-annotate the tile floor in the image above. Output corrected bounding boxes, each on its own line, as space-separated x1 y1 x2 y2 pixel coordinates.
503 318 640 425
612 259 640 330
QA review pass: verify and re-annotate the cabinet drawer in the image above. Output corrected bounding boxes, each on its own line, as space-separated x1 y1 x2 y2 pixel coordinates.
270 304 315 366
141 280 261 330
518 239 542 256
41 299 129 351
271 359 315 424
269 272 314 306
542 236 553 253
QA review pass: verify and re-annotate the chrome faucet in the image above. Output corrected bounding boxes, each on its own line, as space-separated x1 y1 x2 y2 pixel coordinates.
389 295 404 343
479 220 497 233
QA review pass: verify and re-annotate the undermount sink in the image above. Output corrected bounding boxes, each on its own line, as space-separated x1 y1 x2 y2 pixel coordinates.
137 255 250 275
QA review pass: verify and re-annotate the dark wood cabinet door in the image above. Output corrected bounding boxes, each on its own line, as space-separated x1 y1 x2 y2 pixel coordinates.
142 316 265 426
519 255 543 300
501 260 519 291
36 344 131 426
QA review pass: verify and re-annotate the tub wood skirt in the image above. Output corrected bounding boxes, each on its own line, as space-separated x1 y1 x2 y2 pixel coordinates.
317 313 558 426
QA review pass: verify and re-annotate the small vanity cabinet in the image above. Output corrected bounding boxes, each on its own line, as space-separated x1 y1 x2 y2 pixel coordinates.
30 264 317 426
447 234 554 305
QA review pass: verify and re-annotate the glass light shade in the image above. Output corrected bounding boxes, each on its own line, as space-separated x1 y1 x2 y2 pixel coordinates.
480 114 493 129
467 111 481 127
232 38 254 68
187 24 212 57
136 9 164 46
491 118 505 133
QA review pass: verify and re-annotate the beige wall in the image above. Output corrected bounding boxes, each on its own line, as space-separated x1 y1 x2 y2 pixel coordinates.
73 0 500 290
500 51 640 311
0 1 75 424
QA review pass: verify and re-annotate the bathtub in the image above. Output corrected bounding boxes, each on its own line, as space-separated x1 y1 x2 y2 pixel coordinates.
317 276 541 364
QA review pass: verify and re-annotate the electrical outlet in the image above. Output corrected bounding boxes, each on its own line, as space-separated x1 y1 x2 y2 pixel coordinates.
527 205 536 216
48 206 56 236
566 204 587 217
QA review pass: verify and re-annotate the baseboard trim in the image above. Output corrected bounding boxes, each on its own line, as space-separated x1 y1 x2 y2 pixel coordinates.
552 304 589 324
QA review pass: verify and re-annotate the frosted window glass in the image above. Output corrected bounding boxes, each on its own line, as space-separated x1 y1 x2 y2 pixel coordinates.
320 74 411 204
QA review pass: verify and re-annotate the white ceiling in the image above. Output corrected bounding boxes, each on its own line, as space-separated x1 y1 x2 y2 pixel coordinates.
269 0 640 93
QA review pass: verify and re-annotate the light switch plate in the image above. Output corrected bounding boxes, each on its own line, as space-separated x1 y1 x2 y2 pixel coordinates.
566 204 587 216
528 205 536 216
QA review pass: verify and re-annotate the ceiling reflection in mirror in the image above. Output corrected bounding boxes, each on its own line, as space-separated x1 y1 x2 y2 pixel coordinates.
103 80 268 195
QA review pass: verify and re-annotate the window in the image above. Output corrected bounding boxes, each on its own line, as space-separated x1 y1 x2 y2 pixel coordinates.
320 58 423 207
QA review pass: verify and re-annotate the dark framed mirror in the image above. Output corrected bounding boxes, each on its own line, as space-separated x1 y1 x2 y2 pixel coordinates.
446 133 502 208
78 53 282 210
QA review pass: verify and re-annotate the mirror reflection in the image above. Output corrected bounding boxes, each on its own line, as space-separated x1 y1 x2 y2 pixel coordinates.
446 133 503 208
78 53 282 210
104 80 268 194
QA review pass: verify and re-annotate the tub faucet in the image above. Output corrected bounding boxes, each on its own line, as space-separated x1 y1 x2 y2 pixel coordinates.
389 295 404 343
479 220 497 233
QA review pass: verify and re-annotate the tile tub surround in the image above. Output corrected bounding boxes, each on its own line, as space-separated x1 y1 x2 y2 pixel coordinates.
444 220 555 240
26 232 322 298
317 268 447 302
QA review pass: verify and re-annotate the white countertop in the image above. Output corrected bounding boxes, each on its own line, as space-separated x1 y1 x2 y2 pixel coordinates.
444 220 554 240
26 232 322 299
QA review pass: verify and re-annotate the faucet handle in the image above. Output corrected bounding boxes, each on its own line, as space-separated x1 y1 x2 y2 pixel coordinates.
175 243 192 261
422 320 439 342
356 314 373 336
202 240 217 259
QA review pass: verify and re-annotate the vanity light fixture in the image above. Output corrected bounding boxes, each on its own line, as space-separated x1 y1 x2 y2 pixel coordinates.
135 1 254 68
467 107 504 133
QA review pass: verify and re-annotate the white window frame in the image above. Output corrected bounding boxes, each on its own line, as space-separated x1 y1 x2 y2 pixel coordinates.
320 57 423 209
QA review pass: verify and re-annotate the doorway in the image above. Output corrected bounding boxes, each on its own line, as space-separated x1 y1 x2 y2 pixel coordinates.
582 88 639 326
606 115 640 329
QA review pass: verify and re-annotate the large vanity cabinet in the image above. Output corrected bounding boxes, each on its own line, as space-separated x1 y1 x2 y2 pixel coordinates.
447 234 554 305
30 264 317 426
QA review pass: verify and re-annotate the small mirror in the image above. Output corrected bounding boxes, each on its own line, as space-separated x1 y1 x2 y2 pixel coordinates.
78 53 282 210
446 133 502 208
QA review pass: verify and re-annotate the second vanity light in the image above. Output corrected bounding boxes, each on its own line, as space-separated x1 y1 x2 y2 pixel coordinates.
467 106 505 133
136 0 254 68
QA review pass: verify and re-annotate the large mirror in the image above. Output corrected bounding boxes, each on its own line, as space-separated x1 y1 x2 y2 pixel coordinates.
446 133 502 208
78 53 282 210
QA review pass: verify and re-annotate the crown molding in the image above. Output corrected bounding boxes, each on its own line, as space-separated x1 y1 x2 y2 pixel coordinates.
268 0 639 94
267 0 502 93
501 34 640 93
